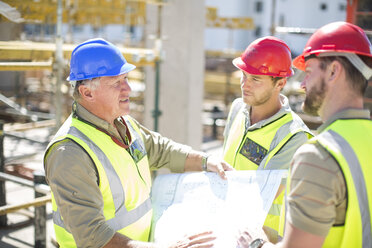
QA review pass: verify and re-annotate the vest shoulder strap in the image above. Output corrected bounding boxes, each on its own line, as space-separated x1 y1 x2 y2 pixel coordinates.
224 98 245 139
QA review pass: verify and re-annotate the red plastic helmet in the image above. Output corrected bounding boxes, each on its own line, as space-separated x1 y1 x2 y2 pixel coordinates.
233 36 294 77
293 21 372 71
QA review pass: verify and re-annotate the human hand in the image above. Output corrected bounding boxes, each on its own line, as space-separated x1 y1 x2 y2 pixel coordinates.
168 231 216 248
206 155 234 180
237 227 268 248
237 229 254 248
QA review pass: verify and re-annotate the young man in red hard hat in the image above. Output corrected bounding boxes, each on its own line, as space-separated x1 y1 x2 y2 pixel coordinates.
222 36 312 242
44 38 233 248
238 21 372 248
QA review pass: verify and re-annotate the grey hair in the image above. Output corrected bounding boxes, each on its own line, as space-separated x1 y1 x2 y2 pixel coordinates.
72 77 101 100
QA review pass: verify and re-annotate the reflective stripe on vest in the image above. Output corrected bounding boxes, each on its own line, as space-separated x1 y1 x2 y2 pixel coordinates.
223 106 311 236
317 128 371 247
52 125 152 232
45 115 153 246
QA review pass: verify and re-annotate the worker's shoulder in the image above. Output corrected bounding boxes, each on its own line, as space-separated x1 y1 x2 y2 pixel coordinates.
227 98 245 119
293 141 336 168
287 111 312 134
230 97 244 109
45 138 90 165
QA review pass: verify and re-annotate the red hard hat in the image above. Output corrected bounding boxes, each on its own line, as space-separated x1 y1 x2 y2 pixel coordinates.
233 36 294 77
293 21 372 71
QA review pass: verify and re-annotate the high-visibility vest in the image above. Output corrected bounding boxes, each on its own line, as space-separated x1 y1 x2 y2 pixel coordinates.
309 119 372 247
223 101 312 236
44 115 153 247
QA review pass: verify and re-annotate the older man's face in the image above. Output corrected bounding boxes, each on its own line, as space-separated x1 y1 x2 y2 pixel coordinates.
92 73 132 124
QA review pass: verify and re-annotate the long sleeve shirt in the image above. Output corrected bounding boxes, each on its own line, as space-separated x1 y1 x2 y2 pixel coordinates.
44 103 192 247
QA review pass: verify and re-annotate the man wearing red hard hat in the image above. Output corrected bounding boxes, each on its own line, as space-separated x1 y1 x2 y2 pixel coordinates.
238 21 372 248
223 36 312 242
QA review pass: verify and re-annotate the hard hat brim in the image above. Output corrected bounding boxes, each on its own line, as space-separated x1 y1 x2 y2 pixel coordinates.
233 57 250 73
67 62 136 81
292 55 306 71
120 62 136 76
233 57 294 77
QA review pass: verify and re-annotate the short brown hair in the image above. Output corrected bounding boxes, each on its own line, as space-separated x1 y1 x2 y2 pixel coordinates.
271 76 284 84
317 55 371 96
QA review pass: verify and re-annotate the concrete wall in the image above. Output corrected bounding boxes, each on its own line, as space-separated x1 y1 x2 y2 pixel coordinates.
0 22 24 96
144 0 205 150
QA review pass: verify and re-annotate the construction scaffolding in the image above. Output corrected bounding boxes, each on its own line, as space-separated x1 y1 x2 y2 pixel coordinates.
0 1 371 247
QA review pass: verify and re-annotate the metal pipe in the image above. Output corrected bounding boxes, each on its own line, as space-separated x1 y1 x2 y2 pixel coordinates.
153 5 163 131
0 171 33 188
54 0 64 130
0 122 7 226
270 0 277 35
4 132 48 145
34 171 47 248
0 172 50 194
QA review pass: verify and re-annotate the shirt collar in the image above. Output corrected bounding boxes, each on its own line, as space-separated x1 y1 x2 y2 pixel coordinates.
73 102 127 141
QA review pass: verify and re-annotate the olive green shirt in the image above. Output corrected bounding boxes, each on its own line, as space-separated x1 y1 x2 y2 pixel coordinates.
44 103 191 247
287 108 370 237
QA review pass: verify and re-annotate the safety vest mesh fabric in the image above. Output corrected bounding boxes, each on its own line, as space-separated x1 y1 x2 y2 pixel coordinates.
223 104 312 236
44 115 153 247
311 119 372 248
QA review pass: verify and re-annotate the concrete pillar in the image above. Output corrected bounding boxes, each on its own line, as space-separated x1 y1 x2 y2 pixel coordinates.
144 0 205 150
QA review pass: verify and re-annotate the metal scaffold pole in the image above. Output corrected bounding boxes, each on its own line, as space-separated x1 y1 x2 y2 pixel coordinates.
153 5 163 132
54 0 63 130
270 0 277 35
0 122 7 227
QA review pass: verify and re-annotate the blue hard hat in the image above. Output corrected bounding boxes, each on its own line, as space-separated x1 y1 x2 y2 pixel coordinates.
67 38 136 81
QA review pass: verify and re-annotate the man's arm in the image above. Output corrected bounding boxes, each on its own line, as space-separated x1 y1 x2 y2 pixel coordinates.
277 222 325 248
45 141 115 248
183 151 233 179
237 222 324 248
137 121 192 173
137 120 233 177
238 142 345 248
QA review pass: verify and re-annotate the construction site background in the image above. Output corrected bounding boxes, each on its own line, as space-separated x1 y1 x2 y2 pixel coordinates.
0 0 371 247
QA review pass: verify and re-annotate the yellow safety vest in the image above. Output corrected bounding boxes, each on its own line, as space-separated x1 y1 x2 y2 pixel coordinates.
311 119 372 247
44 115 153 247
223 101 312 237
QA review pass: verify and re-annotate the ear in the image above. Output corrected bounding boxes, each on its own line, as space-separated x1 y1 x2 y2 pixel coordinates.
78 85 95 102
275 78 287 91
327 60 342 83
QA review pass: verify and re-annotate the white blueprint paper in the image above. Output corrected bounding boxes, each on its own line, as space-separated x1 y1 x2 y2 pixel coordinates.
150 170 287 247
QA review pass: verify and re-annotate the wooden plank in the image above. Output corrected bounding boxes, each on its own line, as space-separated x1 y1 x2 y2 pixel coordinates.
1 0 147 25
0 195 51 216
0 61 53 71
0 41 158 66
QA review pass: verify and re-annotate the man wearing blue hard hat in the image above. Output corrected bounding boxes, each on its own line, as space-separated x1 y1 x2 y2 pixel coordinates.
44 38 232 248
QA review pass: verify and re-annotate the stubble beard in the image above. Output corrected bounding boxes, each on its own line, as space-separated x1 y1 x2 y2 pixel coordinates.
243 89 274 106
302 77 327 116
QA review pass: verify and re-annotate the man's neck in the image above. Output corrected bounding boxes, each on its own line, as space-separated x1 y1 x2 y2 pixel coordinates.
320 81 364 123
250 97 282 125
321 99 364 123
